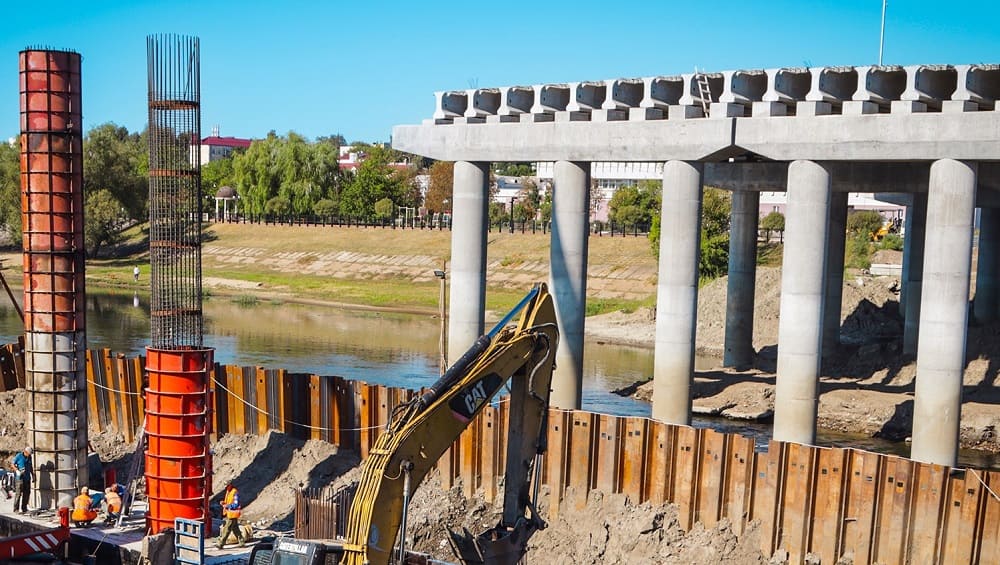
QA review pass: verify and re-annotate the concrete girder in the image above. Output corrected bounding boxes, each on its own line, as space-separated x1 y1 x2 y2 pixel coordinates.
852 65 907 107
806 66 858 105
719 69 767 105
531 84 570 114
763 68 811 104
953 64 1000 106
901 65 957 110
679 72 723 107
499 86 533 116
464 88 501 118
567 81 606 112
603 78 644 110
433 90 467 120
641 76 683 108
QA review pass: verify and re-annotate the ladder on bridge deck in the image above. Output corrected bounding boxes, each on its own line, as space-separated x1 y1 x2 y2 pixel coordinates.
694 67 712 116
117 423 146 528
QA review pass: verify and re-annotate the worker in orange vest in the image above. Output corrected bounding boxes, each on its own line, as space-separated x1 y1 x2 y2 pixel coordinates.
216 480 245 549
71 487 98 526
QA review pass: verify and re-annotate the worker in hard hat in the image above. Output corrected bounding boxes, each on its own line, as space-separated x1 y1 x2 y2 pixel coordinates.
103 484 124 525
216 480 245 549
10 446 32 514
71 487 98 526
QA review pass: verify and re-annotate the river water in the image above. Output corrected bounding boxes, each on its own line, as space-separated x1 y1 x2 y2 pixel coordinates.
1 287 996 469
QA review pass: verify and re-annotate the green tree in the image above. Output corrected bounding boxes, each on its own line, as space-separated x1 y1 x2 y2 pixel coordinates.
374 198 394 219
515 179 541 221
339 145 414 216
847 210 884 238
760 211 785 241
314 199 337 216
84 189 125 257
265 196 291 215
494 162 533 176
608 180 660 226
648 186 732 282
83 123 147 220
0 141 21 242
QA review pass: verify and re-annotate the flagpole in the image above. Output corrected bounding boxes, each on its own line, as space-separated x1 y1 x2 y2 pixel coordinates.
878 0 887 65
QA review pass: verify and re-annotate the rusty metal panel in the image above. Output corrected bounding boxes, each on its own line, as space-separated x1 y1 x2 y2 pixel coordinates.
781 443 817 562
622 417 649 503
976 470 1000 563
842 450 882 565
754 440 787 557
872 456 915 565
459 414 479 498
105 351 122 434
132 356 146 425
645 420 674 505
543 409 571 516
942 470 982 564
481 407 498 503
309 375 322 441
697 428 728 527
810 447 849 563
85 350 100 432
595 414 623 495
358 384 374 459
254 368 268 433
907 462 947 563
377 385 391 432
230 366 246 435
673 425 702 530
723 434 755 535
497 398 509 477
568 412 597 509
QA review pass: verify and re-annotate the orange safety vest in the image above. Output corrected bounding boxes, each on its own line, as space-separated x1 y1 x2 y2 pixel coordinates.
72 494 97 522
105 488 122 513
223 487 241 519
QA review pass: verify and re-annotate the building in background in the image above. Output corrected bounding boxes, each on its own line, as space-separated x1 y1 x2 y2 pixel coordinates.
192 125 251 166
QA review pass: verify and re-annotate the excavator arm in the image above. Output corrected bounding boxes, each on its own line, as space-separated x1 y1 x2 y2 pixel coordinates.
340 283 559 565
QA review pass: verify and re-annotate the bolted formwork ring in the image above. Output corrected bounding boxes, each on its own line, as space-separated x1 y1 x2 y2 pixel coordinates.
145 347 213 534
19 48 88 510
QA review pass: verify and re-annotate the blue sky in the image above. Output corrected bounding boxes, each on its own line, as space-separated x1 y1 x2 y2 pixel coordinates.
2 0 997 144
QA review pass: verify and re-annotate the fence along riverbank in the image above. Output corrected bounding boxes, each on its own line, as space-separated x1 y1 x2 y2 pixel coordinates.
1 345 996 564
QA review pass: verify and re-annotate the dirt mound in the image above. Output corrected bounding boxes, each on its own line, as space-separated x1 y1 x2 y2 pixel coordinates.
209 431 359 528
406 476 766 564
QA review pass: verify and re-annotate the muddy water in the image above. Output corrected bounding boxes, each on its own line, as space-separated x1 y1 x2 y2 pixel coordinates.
0 288 995 469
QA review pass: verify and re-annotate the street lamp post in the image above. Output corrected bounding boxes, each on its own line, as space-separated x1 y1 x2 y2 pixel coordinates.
510 196 517 233
434 262 448 374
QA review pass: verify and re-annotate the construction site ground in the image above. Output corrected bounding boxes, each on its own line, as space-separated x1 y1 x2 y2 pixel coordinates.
1 227 998 563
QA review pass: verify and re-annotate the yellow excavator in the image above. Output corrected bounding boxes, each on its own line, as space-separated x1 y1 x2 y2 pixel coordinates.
248 283 559 565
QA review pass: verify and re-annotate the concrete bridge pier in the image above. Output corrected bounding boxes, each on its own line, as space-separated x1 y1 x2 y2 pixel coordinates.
652 161 703 424
774 160 831 445
447 161 490 365
902 193 928 356
973 206 1000 324
724 190 759 369
823 192 849 358
549 161 591 410
912 159 977 466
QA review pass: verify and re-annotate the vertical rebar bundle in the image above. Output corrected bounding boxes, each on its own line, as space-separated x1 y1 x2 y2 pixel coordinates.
146 34 212 534
147 34 203 348
19 48 88 509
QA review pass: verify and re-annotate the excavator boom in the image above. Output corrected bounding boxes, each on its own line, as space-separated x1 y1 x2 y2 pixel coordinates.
340 283 559 565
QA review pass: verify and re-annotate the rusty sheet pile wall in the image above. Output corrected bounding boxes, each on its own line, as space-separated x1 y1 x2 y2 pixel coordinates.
83 351 1000 565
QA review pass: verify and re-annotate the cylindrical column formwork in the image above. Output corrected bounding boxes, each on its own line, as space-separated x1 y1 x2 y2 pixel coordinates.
145 347 212 534
146 34 212 534
19 48 88 510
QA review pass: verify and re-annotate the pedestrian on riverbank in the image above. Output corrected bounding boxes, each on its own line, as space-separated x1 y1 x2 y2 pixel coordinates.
133 265 140 282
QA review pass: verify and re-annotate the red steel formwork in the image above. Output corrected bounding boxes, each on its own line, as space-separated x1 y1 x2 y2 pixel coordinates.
19 48 88 509
145 347 213 534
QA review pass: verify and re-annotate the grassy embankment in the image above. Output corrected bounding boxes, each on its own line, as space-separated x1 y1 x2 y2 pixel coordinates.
74 223 664 316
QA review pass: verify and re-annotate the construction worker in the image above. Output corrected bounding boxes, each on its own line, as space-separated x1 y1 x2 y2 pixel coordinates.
217 480 244 549
71 487 98 526
10 446 32 513
104 484 123 525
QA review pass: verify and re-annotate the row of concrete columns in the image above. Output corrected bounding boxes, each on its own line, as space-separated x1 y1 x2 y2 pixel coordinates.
448 157 989 467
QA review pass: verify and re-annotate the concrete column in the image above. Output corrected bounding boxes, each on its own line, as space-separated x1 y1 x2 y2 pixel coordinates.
822 192 849 358
912 159 977 466
447 161 489 364
549 161 590 410
724 190 759 369
902 194 928 356
652 161 703 424
973 207 1000 324
773 160 831 445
